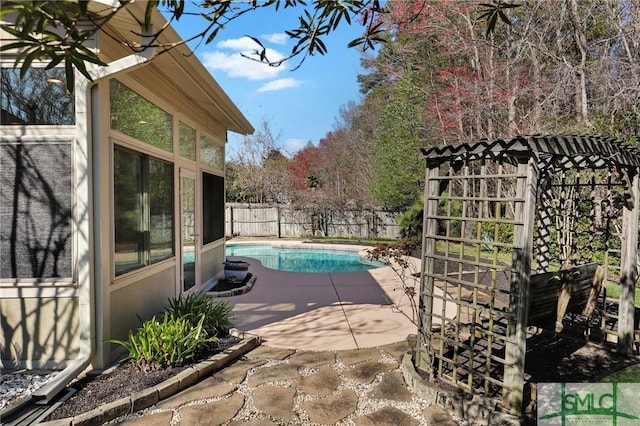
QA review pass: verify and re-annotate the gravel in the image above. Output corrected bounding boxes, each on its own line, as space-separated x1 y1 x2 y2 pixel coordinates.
0 370 59 411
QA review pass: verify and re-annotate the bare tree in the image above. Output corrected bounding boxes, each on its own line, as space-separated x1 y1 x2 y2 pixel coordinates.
229 120 291 203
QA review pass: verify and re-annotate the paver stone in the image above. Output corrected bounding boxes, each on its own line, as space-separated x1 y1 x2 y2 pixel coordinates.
355 406 420 426
248 363 301 387
378 341 411 361
342 360 398 384
157 377 236 409
368 371 412 402
337 348 381 366
252 385 298 421
122 410 173 425
301 389 358 424
246 346 295 361
228 420 280 426
215 359 267 384
423 405 459 426
178 393 244 426
289 350 336 367
296 365 341 396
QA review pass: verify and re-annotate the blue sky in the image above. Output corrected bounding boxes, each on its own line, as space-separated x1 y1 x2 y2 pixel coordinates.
167 5 369 158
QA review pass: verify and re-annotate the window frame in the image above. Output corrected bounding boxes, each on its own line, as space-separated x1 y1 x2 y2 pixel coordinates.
0 60 77 286
199 131 225 174
113 144 175 277
201 171 225 245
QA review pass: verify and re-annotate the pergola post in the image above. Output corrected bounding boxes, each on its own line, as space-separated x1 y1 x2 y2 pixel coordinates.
618 169 639 354
416 165 441 372
503 157 538 415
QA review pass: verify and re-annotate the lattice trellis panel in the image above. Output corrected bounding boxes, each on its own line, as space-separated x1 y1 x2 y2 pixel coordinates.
534 168 626 273
420 160 522 400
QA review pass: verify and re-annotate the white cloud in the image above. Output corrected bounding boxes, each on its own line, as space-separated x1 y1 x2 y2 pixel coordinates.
257 78 303 93
284 138 306 154
216 37 260 51
262 33 288 45
202 36 287 81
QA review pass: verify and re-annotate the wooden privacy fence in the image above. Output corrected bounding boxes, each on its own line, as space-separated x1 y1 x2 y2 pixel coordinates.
225 203 401 239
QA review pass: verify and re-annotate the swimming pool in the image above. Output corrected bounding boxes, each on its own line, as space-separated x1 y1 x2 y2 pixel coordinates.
225 244 384 273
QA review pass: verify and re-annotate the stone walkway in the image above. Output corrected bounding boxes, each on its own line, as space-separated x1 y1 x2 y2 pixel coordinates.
117 342 459 425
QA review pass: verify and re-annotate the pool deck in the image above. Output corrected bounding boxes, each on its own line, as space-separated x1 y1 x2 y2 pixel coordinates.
215 241 453 351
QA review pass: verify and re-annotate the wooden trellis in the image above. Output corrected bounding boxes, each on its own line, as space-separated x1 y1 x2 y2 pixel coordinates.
417 135 640 416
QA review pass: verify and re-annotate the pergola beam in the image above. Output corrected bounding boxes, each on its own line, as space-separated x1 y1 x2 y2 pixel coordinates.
618 170 639 354
503 158 538 415
422 135 640 168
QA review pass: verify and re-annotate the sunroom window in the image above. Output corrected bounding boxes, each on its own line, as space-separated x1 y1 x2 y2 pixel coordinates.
202 172 224 244
1 67 74 125
200 134 224 171
114 146 174 275
110 79 173 152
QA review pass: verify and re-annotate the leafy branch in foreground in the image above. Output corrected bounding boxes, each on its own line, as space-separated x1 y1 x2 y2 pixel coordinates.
0 0 519 93
0 0 386 91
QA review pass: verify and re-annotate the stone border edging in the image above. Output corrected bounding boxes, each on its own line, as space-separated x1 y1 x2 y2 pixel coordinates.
39 333 261 426
400 353 520 426
207 274 257 298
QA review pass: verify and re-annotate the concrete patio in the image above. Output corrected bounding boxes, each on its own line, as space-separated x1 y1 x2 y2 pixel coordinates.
212 242 454 351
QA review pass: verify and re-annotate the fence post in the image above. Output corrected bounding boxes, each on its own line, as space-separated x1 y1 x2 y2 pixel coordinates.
277 205 281 238
229 206 234 236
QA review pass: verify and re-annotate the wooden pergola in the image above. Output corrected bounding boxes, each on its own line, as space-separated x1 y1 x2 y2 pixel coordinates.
417 134 640 415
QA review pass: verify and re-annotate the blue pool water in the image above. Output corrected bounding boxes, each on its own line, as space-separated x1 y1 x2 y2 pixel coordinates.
225 244 384 273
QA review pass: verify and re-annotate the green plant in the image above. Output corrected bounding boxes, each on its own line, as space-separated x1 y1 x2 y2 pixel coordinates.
107 313 216 371
479 221 514 253
165 293 234 337
604 282 640 306
398 197 423 246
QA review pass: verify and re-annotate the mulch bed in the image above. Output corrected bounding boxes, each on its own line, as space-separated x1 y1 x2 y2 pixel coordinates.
44 335 241 421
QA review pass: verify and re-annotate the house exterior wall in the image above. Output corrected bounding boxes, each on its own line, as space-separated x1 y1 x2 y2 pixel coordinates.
95 72 230 365
0 121 81 368
108 265 176 361
1 293 79 369
1 5 251 370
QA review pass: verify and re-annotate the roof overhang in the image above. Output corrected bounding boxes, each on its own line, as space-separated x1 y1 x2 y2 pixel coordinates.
88 0 254 136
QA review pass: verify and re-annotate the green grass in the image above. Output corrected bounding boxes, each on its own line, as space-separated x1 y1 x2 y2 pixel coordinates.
307 237 398 246
604 282 640 305
601 363 640 383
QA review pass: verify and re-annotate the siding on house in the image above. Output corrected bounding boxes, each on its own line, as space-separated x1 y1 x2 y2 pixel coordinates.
1 2 252 370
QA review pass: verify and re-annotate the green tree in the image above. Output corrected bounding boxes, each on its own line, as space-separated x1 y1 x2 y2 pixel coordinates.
0 1 517 93
368 75 428 212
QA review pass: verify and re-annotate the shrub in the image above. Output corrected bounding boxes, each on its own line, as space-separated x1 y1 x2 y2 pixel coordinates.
165 292 234 338
398 197 424 246
480 221 514 253
107 313 216 371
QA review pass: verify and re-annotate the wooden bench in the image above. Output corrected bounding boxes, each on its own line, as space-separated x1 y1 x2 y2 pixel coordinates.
527 263 605 337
